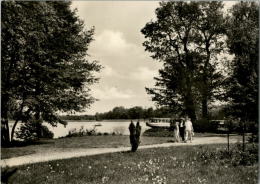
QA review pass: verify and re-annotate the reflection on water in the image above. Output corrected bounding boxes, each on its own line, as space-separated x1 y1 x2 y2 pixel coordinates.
9 120 150 138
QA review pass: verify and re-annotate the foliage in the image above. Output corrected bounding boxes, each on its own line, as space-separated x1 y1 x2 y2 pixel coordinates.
193 119 217 133
224 2 259 123
64 126 123 138
141 2 226 121
1 1 101 145
15 122 38 142
15 120 54 142
197 143 258 166
41 125 54 139
66 126 96 137
61 106 175 120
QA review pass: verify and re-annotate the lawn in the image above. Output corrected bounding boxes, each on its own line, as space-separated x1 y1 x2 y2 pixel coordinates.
1 131 245 160
4 143 258 184
1 135 173 159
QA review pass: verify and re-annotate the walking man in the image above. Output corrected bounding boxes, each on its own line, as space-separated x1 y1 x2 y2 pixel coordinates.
179 118 185 142
184 116 193 143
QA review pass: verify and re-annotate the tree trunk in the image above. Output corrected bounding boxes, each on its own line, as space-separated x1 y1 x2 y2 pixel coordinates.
10 95 26 142
35 82 42 139
10 119 19 142
1 119 10 147
35 111 42 139
184 92 197 123
202 96 208 119
1 96 10 147
227 129 230 153
242 121 245 152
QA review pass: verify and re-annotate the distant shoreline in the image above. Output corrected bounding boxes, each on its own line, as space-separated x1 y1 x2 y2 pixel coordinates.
63 119 146 122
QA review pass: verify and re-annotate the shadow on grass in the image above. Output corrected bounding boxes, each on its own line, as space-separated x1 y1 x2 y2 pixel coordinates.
143 128 240 138
3 139 54 148
143 128 172 137
1 167 18 184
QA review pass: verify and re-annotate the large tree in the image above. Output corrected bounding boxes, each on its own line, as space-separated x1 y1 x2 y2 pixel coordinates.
141 2 225 121
193 2 226 119
224 2 259 122
1 2 101 145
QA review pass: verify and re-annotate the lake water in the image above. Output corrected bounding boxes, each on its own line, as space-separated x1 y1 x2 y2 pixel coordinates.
9 120 151 138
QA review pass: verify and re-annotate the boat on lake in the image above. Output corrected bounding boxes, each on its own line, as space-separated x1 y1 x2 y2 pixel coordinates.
146 118 172 128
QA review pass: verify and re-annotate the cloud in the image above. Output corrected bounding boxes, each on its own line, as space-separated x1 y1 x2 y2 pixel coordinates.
91 30 137 56
130 67 158 81
93 86 134 100
98 65 118 77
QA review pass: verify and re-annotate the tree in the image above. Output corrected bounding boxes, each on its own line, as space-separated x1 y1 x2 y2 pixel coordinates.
128 106 144 119
1 2 101 146
141 2 226 121
141 2 201 122
224 2 258 123
193 2 226 119
112 106 129 119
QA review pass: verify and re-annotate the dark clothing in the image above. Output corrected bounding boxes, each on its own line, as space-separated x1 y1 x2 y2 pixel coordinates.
136 122 141 144
179 126 185 141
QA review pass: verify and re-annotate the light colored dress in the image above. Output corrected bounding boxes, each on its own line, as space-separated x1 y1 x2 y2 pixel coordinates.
174 121 180 142
184 119 193 142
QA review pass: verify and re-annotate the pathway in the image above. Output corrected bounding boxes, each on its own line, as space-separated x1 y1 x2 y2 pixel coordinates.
1 136 240 168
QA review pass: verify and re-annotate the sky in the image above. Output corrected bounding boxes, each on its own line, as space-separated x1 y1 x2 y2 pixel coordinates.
70 1 237 115
71 1 162 115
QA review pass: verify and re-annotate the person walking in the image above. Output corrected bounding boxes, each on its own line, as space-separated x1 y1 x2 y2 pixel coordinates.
174 121 180 142
136 121 142 145
179 118 185 142
184 116 194 143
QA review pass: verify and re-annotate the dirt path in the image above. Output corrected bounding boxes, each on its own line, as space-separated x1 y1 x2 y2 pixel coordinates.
1 136 240 168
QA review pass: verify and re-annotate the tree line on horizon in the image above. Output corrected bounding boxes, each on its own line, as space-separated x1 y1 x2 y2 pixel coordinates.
60 105 225 121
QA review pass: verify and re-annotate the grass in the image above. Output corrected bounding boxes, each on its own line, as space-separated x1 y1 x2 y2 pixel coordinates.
1 135 173 159
143 128 243 138
5 144 258 184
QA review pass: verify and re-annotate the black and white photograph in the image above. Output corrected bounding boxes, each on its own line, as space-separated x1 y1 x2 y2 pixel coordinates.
1 1 258 183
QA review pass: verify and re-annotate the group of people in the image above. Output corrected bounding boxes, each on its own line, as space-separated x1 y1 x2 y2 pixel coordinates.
171 116 194 143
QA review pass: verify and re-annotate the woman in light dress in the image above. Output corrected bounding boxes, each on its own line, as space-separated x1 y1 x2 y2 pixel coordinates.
174 121 180 142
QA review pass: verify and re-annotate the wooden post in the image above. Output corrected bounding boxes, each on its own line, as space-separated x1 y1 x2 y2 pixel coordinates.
242 121 245 152
227 130 230 153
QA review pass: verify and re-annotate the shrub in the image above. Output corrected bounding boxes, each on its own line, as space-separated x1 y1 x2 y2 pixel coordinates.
197 143 258 166
40 125 54 139
15 122 38 142
15 121 54 141
193 119 217 133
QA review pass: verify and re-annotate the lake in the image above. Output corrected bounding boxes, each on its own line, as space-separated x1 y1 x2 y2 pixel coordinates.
9 120 151 138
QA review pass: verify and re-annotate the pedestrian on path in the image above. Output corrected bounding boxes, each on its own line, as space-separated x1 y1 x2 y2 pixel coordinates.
184 116 194 143
174 121 180 142
179 118 185 142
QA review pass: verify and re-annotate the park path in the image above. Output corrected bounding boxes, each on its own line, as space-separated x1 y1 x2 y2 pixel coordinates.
1 136 240 168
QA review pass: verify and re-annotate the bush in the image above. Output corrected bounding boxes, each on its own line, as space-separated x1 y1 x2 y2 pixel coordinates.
193 119 217 133
65 127 123 138
41 125 54 139
197 143 258 166
15 122 38 142
15 121 54 142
